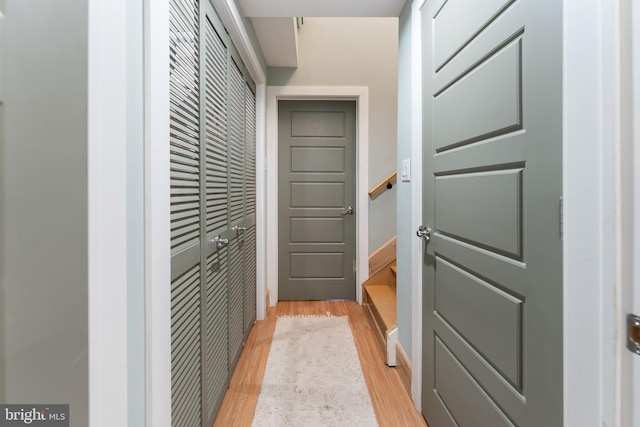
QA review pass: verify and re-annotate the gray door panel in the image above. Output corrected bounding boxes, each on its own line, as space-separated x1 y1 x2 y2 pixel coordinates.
228 237 244 369
243 85 257 340
171 266 202 427
290 218 344 243
433 40 522 151
434 338 514 427
433 312 526 424
243 226 257 340
435 169 523 258
226 55 245 375
202 10 230 425
278 101 357 301
421 0 562 425
432 0 515 70
435 257 522 387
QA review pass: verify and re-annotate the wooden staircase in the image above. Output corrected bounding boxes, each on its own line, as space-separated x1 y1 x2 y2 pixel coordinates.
363 238 398 366
366 175 398 366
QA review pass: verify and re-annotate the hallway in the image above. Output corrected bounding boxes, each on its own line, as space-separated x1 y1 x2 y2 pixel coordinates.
213 301 427 427
2 1 638 426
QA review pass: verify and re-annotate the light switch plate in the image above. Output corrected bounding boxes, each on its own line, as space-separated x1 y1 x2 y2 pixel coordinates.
401 158 410 182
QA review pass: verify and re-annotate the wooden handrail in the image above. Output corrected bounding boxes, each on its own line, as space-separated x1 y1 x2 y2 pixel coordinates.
369 172 397 200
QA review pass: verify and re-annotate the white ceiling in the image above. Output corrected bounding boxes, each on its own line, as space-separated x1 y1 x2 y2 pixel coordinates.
241 0 406 67
240 0 406 18
251 18 299 67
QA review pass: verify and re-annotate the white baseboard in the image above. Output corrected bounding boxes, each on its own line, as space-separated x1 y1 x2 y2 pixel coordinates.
387 326 398 367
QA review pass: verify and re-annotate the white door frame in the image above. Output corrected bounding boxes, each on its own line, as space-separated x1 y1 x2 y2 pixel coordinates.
265 86 370 306
88 1 129 426
410 0 425 410
563 0 630 425
621 0 639 424
142 1 172 426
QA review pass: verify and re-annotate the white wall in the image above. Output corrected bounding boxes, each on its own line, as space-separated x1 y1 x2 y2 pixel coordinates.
268 18 399 253
0 0 5 405
2 1 89 424
396 2 413 360
126 0 146 425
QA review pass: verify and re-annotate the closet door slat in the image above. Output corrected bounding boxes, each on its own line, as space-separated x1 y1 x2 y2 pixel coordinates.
170 1 202 426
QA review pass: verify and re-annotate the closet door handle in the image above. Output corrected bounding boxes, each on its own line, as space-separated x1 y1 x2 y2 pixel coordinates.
212 236 229 250
233 225 247 236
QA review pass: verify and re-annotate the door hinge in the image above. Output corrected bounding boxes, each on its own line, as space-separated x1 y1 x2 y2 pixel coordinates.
353 258 357 276
627 314 640 356
559 197 564 240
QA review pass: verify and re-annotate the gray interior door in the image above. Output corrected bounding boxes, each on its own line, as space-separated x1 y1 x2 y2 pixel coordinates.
278 100 357 300
420 0 563 426
201 5 229 427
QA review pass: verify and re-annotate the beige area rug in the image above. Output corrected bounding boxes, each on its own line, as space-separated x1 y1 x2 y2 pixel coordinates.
252 314 379 427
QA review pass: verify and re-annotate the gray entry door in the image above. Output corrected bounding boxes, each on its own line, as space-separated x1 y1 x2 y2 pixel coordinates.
278 100 357 300
420 0 562 426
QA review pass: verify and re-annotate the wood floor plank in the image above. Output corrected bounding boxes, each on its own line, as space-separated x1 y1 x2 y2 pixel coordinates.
213 301 427 427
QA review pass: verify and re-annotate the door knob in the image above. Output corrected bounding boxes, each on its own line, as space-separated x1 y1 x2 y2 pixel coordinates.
213 236 229 250
233 225 247 236
416 225 431 242
341 206 354 216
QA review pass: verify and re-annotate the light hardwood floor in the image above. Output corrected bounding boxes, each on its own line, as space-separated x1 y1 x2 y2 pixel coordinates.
213 301 428 427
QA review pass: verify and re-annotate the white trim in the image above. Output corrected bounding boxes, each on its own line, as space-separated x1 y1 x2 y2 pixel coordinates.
144 0 172 426
211 0 266 84
88 0 129 425
255 82 267 320
387 327 398 367
266 86 370 305
621 0 639 424
628 2 640 425
563 0 620 425
410 0 425 411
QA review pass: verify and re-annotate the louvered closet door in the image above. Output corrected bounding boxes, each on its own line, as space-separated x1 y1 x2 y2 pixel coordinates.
243 84 257 340
169 1 257 425
169 0 201 426
202 5 229 426
227 57 246 371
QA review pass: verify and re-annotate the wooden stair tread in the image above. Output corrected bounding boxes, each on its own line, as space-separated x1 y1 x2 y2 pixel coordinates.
390 265 397 276
364 284 396 333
